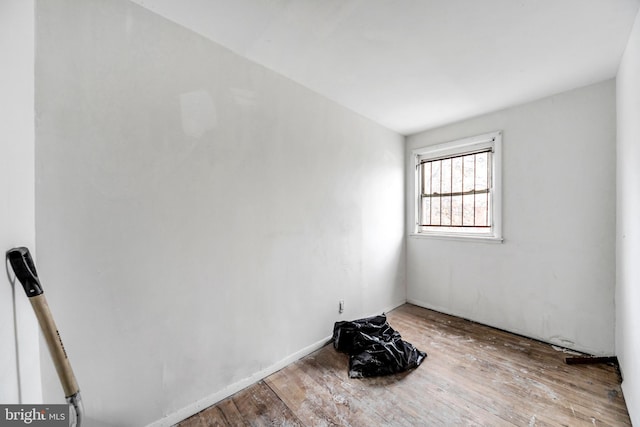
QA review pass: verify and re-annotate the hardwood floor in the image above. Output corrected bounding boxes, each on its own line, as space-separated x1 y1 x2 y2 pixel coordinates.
177 304 631 426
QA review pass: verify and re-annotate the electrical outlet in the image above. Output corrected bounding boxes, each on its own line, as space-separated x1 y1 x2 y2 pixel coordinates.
339 300 344 314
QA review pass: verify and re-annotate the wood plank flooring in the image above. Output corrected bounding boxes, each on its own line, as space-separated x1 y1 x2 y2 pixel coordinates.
177 304 631 426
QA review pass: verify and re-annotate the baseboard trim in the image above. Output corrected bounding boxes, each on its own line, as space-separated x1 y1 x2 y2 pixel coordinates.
147 300 409 426
405 298 613 358
145 335 332 427
382 299 408 315
406 298 459 319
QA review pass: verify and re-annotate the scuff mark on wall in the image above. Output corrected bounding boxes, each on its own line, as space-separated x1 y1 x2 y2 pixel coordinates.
230 88 258 107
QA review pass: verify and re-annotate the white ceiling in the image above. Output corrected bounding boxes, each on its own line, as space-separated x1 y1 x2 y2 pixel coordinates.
130 0 640 135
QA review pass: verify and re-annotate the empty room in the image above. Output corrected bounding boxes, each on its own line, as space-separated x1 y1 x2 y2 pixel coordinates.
2 0 640 426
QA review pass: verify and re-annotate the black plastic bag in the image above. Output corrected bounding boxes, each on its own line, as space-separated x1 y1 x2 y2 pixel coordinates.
333 314 427 378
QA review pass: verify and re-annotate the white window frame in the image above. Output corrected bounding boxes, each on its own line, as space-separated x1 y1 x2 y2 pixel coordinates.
411 131 503 242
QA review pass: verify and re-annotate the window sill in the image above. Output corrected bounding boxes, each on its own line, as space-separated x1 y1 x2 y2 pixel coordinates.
409 233 504 243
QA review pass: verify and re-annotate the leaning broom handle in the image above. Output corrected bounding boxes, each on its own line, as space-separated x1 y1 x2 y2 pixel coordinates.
29 294 79 396
7 247 84 427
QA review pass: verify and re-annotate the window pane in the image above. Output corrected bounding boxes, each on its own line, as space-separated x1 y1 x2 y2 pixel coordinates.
475 152 488 191
441 158 451 194
475 195 488 227
431 160 441 195
452 157 463 193
420 153 492 228
431 195 441 225
421 163 430 196
420 196 430 225
441 195 451 225
462 194 474 225
451 195 463 226
463 155 475 192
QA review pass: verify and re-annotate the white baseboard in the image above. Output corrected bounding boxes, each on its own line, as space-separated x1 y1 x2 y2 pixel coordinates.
406 298 456 317
406 298 611 357
383 299 408 314
147 300 409 426
145 335 332 427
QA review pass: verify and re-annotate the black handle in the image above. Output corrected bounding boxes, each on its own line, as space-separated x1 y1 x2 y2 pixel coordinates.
7 247 43 297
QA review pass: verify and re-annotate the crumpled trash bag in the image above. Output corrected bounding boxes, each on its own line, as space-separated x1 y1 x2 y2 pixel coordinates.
332 314 427 378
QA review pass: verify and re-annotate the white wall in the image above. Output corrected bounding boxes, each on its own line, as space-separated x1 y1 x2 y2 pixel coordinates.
616 7 640 425
0 0 41 405
34 0 405 425
406 80 616 355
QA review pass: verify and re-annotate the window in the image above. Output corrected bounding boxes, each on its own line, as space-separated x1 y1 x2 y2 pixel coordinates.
413 131 502 241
